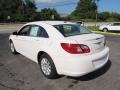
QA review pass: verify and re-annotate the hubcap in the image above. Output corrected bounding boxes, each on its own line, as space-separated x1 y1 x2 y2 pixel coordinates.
10 43 14 52
41 58 51 75
103 29 107 32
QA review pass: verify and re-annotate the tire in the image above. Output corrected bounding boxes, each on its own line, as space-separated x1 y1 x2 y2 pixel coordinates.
10 41 18 55
103 28 108 32
39 53 58 79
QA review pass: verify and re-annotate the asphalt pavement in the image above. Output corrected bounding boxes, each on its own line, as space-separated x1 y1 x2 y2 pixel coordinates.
0 33 120 90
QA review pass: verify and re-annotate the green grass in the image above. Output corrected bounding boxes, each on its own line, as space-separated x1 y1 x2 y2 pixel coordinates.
88 26 120 33
108 31 120 33
87 26 99 31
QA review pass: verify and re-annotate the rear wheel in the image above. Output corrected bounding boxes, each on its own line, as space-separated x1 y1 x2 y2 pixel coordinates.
10 41 18 55
103 28 108 32
39 54 58 79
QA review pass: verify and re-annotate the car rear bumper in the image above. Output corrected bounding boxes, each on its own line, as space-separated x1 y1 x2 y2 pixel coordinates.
56 46 109 77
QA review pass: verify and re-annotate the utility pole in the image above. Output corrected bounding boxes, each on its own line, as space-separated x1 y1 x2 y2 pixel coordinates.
7 16 11 23
21 0 26 15
95 9 98 27
51 15 55 20
95 0 99 27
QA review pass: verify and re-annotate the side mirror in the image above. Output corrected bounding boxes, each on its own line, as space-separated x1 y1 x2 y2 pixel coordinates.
12 31 18 35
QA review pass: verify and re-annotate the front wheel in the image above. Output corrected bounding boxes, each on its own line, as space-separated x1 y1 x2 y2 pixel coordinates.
103 28 108 32
10 41 18 55
39 54 58 79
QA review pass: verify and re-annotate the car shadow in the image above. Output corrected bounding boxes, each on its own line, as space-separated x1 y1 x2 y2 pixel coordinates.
109 31 120 33
67 60 111 81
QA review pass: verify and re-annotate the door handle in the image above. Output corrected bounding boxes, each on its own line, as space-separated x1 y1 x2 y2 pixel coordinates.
35 39 39 41
21 37 24 39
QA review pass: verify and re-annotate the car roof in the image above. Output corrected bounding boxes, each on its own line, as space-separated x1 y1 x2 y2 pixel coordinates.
26 21 76 26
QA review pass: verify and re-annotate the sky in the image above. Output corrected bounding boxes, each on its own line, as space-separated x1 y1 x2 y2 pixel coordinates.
35 0 120 14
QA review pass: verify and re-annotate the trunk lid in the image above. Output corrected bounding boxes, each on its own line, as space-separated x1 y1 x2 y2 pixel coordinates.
66 33 105 54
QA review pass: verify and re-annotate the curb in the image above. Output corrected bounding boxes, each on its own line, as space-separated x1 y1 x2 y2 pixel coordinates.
92 31 120 36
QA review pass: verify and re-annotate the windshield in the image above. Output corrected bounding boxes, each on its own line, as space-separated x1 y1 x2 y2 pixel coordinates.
54 24 91 37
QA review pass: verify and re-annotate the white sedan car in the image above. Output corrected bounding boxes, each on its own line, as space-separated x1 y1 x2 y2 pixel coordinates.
9 21 109 79
99 23 120 32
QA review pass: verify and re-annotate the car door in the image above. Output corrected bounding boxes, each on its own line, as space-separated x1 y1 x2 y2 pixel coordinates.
14 25 31 56
109 23 120 30
23 25 50 61
114 23 120 30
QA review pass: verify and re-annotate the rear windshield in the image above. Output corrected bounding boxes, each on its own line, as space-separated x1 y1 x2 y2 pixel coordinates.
54 24 91 37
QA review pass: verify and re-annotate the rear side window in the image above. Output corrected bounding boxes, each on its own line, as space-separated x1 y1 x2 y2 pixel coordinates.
30 26 39 37
113 23 120 26
54 24 91 37
39 27 49 38
29 25 49 38
76 22 82 24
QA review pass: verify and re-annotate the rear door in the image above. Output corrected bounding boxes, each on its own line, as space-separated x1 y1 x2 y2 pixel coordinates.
114 23 120 30
23 25 49 61
109 23 120 30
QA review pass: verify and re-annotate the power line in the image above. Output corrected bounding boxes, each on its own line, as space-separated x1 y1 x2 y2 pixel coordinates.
37 1 78 8
37 0 79 4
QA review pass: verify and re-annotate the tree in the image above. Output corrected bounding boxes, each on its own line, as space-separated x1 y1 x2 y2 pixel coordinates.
23 0 37 21
38 8 60 20
0 0 36 22
0 0 21 22
97 12 120 21
110 13 120 21
98 12 110 21
70 0 97 20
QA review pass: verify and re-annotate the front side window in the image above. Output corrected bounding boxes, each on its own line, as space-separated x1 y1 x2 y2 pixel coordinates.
18 25 31 36
54 24 91 37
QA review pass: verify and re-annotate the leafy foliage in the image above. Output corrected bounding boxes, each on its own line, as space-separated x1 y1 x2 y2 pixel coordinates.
98 12 110 21
0 0 36 22
98 12 120 22
0 0 120 22
70 0 97 20
0 0 60 22
69 0 120 22
36 8 60 20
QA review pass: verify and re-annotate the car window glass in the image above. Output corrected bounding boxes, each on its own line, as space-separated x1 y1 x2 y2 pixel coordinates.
38 26 49 38
29 25 49 38
30 26 39 37
113 23 120 26
18 26 30 36
54 24 91 37
77 22 82 24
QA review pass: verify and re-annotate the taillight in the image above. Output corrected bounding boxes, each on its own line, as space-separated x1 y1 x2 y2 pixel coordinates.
61 43 90 54
80 44 90 53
